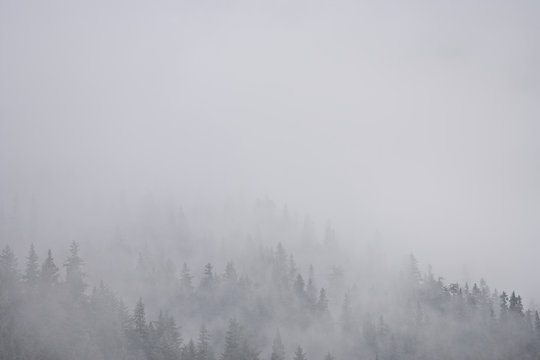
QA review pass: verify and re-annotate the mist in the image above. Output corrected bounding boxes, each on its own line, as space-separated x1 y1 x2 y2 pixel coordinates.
1 1 540 359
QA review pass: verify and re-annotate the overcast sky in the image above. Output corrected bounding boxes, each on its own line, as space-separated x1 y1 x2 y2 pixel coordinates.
1 0 539 300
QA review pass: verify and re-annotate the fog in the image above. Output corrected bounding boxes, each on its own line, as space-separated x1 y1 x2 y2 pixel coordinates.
1 1 540 359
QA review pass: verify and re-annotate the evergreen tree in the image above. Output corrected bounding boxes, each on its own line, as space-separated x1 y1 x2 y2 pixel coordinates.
317 288 329 313
200 263 214 292
294 274 305 299
23 243 39 286
407 254 421 287
306 266 317 307
289 255 297 280
341 293 353 333
223 261 238 283
64 241 86 297
270 330 285 360
155 312 182 360
182 339 197 360
508 291 524 316
293 346 307 360
196 324 214 360
40 249 59 285
275 243 288 271
133 297 148 348
0 245 18 280
180 263 194 294
499 291 509 322
324 352 335 360
535 311 540 342
221 319 242 360
220 319 258 360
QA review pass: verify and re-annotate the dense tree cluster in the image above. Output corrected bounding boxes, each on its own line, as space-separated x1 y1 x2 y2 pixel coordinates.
1 241 540 360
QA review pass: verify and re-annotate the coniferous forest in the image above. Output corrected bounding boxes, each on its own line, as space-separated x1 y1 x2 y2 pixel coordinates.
1 201 540 360
2 1 540 360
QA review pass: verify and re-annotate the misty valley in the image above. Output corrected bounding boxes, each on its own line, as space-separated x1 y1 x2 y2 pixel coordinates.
0 200 538 360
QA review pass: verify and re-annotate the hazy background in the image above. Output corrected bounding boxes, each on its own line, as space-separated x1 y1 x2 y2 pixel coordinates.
1 1 539 301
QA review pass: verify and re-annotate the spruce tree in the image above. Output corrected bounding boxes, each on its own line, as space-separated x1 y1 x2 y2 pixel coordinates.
64 241 86 297
499 291 508 322
341 293 353 333
223 261 238 283
133 297 148 347
155 312 182 360
40 249 59 285
270 330 285 360
0 245 18 280
221 319 241 360
182 339 197 360
318 288 329 313
196 324 214 360
181 263 194 294
324 353 335 360
200 263 214 292
294 274 305 299
535 311 540 342
23 243 39 286
293 346 307 360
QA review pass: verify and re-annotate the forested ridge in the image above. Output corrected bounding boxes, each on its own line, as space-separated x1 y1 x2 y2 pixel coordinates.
1 239 539 360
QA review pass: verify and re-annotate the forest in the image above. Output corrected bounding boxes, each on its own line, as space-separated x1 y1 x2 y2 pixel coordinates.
2 0 539 359
1 207 540 360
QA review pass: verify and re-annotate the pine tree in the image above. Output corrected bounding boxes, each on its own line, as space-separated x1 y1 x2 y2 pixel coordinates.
499 291 509 322
289 255 297 280
221 319 242 360
341 293 353 333
0 245 18 280
180 263 194 294
294 274 305 299
317 288 329 313
293 346 307 360
196 324 214 360
275 243 288 271
508 291 524 316
133 297 148 347
270 330 285 360
200 263 214 292
64 241 86 297
306 266 317 307
407 254 421 287
223 261 238 283
324 352 335 360
40 249 59 285
535 311 540 342
23 243 39 286
0 246 20 360
182 339 197 360
155 312 182 360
